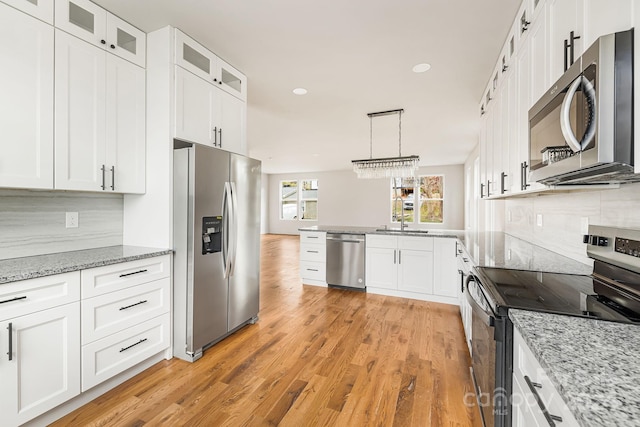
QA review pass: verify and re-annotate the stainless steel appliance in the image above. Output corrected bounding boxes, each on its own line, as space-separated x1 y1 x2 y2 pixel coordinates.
173 143 261 362
467 226 640 427
326 233 365 290
528 29 636 185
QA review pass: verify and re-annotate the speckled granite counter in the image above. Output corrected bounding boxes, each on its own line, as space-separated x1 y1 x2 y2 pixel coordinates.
299 225 463 239
510 309 640 427
0 246 172 284
460 231 592 275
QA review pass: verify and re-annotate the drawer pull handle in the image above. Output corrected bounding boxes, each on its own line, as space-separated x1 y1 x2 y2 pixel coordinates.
307 236 319 239
0 296 27 305
307 268 319 272
524 375 563 426
119 269 148 278
307 250 319 253
7 322 12 361
119 300 148 311
120 338 148 353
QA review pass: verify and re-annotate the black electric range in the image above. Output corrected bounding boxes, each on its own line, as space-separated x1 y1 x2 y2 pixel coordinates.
466 226 640 427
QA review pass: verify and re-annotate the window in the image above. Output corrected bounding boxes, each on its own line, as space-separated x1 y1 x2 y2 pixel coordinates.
280 179 319 221
418 175 444 223
280 180 298 220
391 175 444 224
391 178 415 224
300 179 318 220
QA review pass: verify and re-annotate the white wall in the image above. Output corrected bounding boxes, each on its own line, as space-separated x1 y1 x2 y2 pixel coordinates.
261 173 269 234
267 165 464 235
0 190 123 260
504 183 640 265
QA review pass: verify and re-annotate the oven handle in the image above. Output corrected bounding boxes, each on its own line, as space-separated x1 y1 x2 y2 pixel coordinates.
465 274 495 327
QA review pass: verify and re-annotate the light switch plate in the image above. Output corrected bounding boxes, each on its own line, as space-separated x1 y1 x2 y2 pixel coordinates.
536 213 543 227
66 212 78 228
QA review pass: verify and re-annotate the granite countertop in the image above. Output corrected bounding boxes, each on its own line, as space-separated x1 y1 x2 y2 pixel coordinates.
0 245 172 284
460 231 592 275
510 309 640 427
299 225 463 239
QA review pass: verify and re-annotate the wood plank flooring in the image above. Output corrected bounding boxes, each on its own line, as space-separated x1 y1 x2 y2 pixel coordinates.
52 234 481 426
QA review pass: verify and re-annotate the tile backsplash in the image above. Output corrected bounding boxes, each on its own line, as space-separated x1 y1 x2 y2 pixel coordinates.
0 189 123 260
504 182 640 265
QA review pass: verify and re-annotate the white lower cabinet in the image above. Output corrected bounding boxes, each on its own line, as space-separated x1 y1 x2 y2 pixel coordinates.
80 255 171 391
299 231 327 286
81 312 170 391
0 273 81 426
512 328 579 427
366 235 457 303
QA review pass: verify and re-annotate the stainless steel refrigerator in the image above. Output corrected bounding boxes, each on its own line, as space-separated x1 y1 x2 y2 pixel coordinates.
173 144 261 362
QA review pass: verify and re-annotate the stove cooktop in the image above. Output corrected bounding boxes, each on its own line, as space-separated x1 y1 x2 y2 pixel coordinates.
476 267 640 323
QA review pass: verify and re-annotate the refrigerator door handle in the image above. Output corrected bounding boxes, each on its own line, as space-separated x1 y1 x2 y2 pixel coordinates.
222 182 232 279
228 181 239 277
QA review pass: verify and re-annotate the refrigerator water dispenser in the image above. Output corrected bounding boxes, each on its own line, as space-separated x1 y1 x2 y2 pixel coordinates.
202 216 222 254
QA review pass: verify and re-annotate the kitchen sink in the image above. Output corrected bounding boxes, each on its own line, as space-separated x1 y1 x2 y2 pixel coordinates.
376 228 429 234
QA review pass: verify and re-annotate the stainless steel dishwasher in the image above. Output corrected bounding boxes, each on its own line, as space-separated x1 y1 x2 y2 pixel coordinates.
326 233 365 290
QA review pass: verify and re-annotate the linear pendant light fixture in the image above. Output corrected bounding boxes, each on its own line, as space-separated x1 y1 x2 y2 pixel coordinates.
352 109 420 179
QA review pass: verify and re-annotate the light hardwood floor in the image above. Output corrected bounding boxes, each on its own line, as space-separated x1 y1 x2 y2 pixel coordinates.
52 234 481 426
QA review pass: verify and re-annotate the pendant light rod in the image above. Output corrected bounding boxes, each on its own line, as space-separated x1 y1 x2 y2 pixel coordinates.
367 108 404 118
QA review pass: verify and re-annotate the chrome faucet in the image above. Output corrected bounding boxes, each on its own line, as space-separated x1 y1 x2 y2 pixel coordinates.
395 195 406 230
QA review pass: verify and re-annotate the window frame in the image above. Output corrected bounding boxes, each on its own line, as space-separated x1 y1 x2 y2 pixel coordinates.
279 179 319 221
390 175 444 224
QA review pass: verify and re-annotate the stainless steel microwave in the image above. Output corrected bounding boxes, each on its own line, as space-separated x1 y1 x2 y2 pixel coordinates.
528 29 636 185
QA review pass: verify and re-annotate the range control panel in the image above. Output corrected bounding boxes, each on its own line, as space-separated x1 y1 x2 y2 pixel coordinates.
615 237 640 258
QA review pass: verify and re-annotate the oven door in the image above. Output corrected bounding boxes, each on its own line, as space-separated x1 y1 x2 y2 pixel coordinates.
466 274 511 427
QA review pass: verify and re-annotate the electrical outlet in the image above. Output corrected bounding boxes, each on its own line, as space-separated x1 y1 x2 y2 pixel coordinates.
580 217 589 235
507 210 512 222
536 213 543 227
66 212 78 228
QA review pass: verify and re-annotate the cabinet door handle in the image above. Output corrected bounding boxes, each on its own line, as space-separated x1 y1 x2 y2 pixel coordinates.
213 126 218 146
7 322 12 361
101 39 106 45
393 249 396 264
218 128 223 147
110 166 115 191
119 338 148 353
101 164 106 190
524 375 563 426
569 31 581 66
563 38 570 72
119 300 148 311
0 296 27 305
500 172 507 194
110 44 116 49
119 269 148 278
398 250 402 264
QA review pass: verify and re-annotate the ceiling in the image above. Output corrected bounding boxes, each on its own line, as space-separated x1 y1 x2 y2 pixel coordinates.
94 0 520 174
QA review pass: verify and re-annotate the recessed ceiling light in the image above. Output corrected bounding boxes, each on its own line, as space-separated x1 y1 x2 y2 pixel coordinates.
293 88 308 95
412 63 431 73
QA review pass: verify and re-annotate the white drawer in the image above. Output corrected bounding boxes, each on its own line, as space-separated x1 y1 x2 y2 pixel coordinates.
399 236 433 251
81 278 170 344
300 231 326 245
366 234 397 249
81 312 170 391
0 272 80 321
300 260 326 281
81 255 171 299
300 243 326 262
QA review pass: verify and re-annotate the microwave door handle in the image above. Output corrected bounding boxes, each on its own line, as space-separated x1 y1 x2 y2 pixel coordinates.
560 76 583 152
580 77 597 151
561 75 596 152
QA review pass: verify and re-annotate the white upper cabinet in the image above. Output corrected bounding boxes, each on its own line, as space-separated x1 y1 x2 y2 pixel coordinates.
528 4 548 107
219 89 247 155
1 0 53 23
0 2 54 189
55 29 145 193
54 29 107 192
55 0 145 67
175 29 247 101
175 65 217 147
105 53 146 193
547 0 581 82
